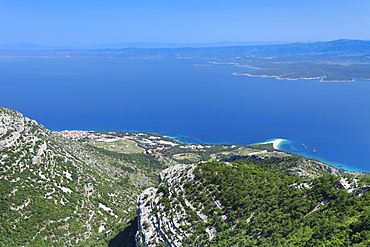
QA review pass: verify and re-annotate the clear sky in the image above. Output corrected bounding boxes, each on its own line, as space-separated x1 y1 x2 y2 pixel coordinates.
1 0 369 46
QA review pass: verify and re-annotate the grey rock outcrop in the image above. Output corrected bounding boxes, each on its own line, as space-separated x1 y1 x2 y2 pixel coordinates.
0 107 150 246
136 164 197 247
136 163 225 246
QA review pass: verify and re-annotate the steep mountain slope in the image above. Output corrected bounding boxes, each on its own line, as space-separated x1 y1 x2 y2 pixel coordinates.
2 106 367 246
219 152 342 178
0 107 170 246
136 161 370 246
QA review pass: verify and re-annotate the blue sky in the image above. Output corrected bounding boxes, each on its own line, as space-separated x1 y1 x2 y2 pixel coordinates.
1 0 369 45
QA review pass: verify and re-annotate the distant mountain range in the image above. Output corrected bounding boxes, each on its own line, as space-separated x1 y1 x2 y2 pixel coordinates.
0 41 289 49
1 39 369 82
1 39 369 54
0 42 49 50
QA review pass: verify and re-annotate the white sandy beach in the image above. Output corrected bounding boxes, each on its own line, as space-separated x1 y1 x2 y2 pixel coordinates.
257 139 286 149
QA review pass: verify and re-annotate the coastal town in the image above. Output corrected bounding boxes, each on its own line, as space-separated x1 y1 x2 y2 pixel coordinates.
57 130 210 155
56 130 261 163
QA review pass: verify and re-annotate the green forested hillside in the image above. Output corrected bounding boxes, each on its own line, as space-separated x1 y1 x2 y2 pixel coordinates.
1 107 366 246
136 161 370 246
0 107 169 246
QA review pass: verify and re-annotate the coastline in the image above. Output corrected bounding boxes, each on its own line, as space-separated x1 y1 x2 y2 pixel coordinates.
250 138 288 150
233 72 359 83
226 63 363 82
208 59 370 82
249 138 369 173
55 129 369 173
294 152 368 173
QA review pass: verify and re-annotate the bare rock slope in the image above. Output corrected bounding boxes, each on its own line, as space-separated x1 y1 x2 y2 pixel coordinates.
136 160 369 246
0 107 163 246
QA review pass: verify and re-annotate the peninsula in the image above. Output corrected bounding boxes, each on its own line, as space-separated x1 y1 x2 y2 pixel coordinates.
1 39 369 82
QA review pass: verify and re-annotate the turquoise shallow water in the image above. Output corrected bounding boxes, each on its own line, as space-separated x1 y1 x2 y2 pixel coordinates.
0 58 369 172
255 138 366 173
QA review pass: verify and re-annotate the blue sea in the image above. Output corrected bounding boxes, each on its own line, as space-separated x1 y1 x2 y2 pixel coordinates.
0 58 369 172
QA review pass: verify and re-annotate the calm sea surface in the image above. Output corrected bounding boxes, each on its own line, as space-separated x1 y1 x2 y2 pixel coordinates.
0 58 369 172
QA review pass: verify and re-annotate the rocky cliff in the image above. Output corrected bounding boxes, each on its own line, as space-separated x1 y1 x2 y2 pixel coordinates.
0 107 166 246
136 164 198 246
136 161 370 246
3 106 369 246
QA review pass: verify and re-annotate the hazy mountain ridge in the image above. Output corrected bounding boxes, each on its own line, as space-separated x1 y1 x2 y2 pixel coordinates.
1 39 369 58
0 41 289 50
1 39 369 81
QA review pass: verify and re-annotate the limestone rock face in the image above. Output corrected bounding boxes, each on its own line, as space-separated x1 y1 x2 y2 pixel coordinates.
135 159 366 246
313 162 342 176
136 164 197 247
0 107 146 246
136 163 226 246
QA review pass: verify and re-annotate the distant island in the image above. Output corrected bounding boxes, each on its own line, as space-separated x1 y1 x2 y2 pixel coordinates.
1 39 370 82
194 63 214 66
231 60 365 82
233 68 355 82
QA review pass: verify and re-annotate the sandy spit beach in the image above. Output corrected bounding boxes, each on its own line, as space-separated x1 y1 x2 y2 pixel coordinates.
254 138 286 149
